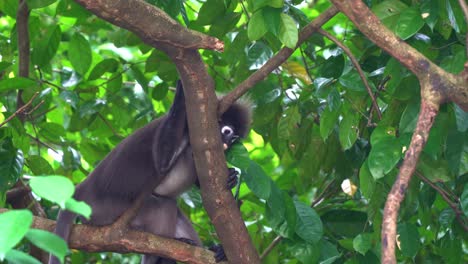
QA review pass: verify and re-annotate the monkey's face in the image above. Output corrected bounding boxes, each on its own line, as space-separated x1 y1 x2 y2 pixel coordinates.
220 124 239 150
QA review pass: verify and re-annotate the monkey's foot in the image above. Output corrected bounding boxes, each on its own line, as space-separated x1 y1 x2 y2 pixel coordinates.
226 168 239 189
209 244 227 262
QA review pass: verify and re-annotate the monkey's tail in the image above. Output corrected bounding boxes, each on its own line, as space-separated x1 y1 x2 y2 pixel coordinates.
48 210 77 264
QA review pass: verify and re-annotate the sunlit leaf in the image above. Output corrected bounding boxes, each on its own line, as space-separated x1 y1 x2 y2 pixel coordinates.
0 210 33 258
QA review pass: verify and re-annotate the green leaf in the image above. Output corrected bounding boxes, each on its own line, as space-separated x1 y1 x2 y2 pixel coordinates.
247 10 267 41
26 155 54 175
197 0 225 25
26 0 57 9
88 59 119 80
320 106 339 141
339 111 359 150
359 161 375 199
4 249 41 264
420 0 439 30
263 7 281 36
0 77 38 92
31 25 61 67
399 102 419 133
0 210 33 259
398 223 420 257
395 7 425 39
69 33 92 75
39 123 65 143
244 161 271 200
64 197 92 219
26 229 68 263
279 13 298 48
129 65 148 91
454 104 468 132
226 143 251 170
353 233 372 255
321 210 367 237
151 82 169 101
461 184 468 216
294 200 323 244
277 106 300 140
417 154 452 182
368 127 402 180
29 176 75 208
339 71 370 92
0 61 12 72
0 138 24 194
290 242 320 264
265 185 286 232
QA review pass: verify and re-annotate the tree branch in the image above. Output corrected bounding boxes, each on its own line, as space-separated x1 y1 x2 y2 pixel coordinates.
381 100 438 264
161 46 261 264
68 1 260 262
218 5 339 114
73 0 223 51
330 0 468 111
416 171 468 232
0 208 224 264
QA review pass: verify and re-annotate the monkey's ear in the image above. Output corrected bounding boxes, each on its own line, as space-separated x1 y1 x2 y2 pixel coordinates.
153 80 188 174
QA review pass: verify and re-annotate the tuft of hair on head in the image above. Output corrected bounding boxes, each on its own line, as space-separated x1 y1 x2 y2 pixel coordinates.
220 99 252 138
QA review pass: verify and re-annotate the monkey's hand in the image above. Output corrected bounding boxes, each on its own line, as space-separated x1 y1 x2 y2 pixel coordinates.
209 244 227 262
226 168 239 189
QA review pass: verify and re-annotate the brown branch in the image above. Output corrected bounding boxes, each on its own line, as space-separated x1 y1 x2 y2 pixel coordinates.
0 208 224 264
164 47 261 264
416 171 468 232
330 0 468 111
382 100 439 264
16 0 30 118
218 6 340 114
318 28 382 120
73 0 223 51
6 185 31 202
0 92 39 128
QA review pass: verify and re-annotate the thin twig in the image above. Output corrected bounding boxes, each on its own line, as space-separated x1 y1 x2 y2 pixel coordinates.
97 113 124 138
259 236 282 260
0 92 39 127
318 29 382 120
416 171 468 232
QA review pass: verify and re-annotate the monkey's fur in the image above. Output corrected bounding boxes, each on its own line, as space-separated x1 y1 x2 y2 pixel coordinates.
49 81 250 264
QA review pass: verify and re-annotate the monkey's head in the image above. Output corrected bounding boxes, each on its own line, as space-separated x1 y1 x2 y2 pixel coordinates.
219 101 251 150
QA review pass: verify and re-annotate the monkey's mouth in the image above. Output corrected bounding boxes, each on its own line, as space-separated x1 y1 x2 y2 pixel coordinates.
223 143 228 150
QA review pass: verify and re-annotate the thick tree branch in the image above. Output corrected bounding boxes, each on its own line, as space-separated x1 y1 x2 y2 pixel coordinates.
160 46 261 264
218 6 339 114
381 100 438 264
0 209 223 264
73 0 223 51
330 0 468 111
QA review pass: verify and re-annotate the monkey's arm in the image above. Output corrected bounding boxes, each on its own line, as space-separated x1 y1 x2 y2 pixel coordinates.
154 81 189 174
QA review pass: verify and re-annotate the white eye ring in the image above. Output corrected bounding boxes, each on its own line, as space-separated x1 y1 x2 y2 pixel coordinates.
221 126 233 136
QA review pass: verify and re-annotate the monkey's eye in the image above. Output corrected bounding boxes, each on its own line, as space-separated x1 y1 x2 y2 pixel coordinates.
221 126 234 137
